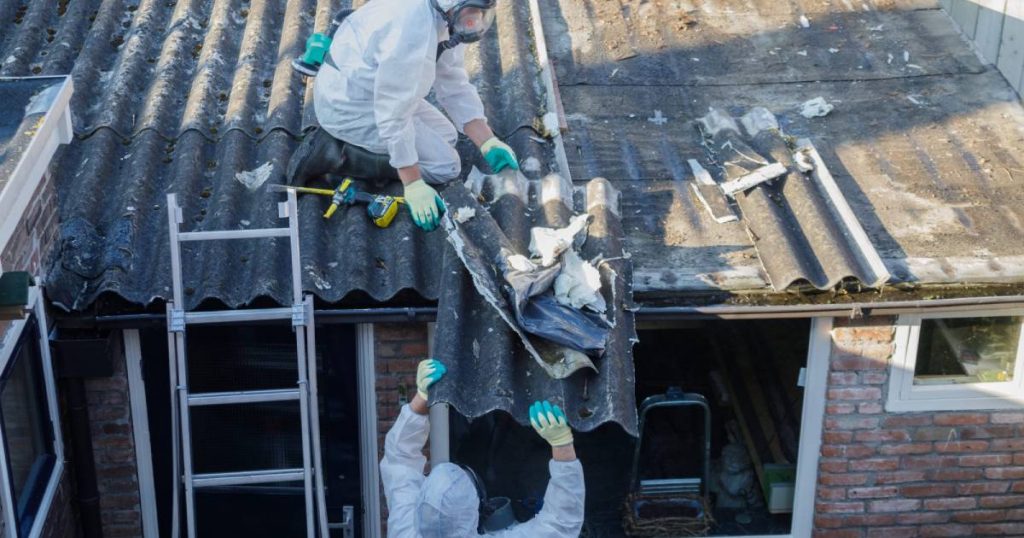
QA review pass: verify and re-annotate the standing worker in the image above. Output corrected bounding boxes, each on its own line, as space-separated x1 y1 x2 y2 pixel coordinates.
288 0 521 232
382 359 585 537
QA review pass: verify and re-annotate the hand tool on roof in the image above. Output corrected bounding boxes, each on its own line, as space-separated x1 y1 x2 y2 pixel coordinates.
271 181 405 227
292 9 354 77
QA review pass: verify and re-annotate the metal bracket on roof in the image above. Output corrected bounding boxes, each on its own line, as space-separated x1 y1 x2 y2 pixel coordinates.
292 303 307 327
169 309 186 333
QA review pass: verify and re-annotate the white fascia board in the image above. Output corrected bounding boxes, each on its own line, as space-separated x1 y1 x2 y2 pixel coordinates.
0 76 74 255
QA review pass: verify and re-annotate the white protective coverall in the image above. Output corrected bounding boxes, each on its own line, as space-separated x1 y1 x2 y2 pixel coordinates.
381 404 586 538
312 0 487 183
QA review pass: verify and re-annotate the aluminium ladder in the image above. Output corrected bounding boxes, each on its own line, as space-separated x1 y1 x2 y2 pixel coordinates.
165 191 329 538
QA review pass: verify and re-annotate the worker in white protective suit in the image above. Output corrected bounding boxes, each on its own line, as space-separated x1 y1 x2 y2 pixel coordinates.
382 359 585 537
287 0 520 232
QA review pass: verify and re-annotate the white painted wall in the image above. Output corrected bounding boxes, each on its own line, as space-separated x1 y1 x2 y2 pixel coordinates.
940 0 1024 94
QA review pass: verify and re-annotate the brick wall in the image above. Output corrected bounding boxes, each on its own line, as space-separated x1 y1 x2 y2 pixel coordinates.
374 323 430 533
85 346 142 537
0 171 76 536
816 317 1024 537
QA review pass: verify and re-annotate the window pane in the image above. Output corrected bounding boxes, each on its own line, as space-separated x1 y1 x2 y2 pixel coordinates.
914 317 1022 385
0 317 56 537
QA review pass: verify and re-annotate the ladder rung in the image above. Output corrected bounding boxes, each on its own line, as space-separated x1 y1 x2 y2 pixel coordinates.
192 469 306 488
178 228 290 242
184 308 293 325
188 388 301 407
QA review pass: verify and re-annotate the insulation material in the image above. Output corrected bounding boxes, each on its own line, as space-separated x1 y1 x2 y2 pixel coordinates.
799 97 834 118
554 250 607 314
529 214 591 267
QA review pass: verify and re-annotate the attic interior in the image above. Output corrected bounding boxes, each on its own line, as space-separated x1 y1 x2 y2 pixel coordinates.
451 318 811 537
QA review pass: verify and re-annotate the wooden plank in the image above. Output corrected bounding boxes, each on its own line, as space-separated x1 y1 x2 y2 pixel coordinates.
951 0 981 39
974 0 1008 64
998 2 1024 94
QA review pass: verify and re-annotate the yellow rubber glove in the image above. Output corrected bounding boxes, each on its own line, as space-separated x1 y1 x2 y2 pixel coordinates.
529 400 574 447
403 180 446 231
416 359 447 400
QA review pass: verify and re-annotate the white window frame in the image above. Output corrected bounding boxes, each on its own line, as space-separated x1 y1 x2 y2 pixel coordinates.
0 286 65 538
887 309 1024 412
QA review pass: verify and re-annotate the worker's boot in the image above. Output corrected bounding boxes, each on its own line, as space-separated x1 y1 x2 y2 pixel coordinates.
286 127 348 187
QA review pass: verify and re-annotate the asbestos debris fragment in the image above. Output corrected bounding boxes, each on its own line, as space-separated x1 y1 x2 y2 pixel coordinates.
799 15 810 28
554 250 607 314
235 161 274 191
800 97 834 119
529 214 591 267
453 206 476 224
793 149 815 173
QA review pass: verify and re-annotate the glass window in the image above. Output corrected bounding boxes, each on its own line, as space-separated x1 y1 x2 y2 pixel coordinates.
914 316 1022 386
0 317 56 538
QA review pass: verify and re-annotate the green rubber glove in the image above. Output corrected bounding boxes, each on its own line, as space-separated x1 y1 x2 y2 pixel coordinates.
416 359 447 400
529 400 574 447
481 137 520 173
403 180 446 232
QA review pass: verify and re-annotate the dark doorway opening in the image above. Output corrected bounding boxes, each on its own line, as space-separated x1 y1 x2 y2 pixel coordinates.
141 323 361 537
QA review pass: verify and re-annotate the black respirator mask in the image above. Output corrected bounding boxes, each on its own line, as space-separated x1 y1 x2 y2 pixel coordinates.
458 464 516 533
432 0 497 59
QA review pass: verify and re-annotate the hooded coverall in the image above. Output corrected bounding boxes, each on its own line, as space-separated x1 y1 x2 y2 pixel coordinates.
381 404 586 537
312 0 486 184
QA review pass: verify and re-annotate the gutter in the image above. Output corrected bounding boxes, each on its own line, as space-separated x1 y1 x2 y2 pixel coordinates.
68 295 1024 329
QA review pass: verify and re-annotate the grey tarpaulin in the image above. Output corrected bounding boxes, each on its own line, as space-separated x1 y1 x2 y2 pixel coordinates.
432 174 638 436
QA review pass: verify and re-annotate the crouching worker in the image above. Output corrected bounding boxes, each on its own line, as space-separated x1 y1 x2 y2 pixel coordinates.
381 359 585 537
288 0 520 232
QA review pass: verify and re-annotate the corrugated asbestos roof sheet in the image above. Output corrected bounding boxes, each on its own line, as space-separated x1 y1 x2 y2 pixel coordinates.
541 0 1024 295
434 176 638 435
0 0 554 310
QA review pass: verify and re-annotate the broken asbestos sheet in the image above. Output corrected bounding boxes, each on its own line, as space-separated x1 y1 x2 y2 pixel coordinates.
440 181 603 379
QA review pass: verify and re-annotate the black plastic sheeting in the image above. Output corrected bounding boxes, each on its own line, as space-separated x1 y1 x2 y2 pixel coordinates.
433 176 638 436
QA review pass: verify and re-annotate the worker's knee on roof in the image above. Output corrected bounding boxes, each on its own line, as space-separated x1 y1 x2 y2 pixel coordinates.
420 149 462 184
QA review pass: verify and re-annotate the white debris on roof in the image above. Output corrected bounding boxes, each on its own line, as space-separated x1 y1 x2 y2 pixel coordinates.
793 150 815 172
521 157 542 173
506 254 537 273
554 250 607 314
741 107 779 136
800 97 834 118
799 15 810 28
529 214 590 267
453 206 476 224
235 161 273 191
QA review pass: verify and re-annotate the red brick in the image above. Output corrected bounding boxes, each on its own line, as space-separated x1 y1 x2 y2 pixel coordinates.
933 412 989 426
832 354 888 371
959 481 1011 495
855 429 912 442
848 486 899 499
828 387 883 401
991 412 1024 424
820 473 870 486
882 415 933 427
821 444 877 459
867 528 918 538
816 530 866 538
816 501 866 514
952 509 1008 523
850 458 901 472
879 443 933 456
897 512 950 525
959 453 1013 467
923 497 978 511
993 438 1024 451
826 416 881 430
979 495 1024 509
930 468 983 481
858 402 884 414
875 471 927 484
986 467 1024 480
1016 453 1024 465
819 460 848 473
918 524 974 537
902 455 959 470
900 484 955 497
913 427 963 442
829 372 860 385
960 424 1017 439
827 403 857 415
818 514 898 528
934 440 990 453
868 499 921 512
818 486 847 500
861 371 889 385
973 523 1024 535
824 431 854 444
